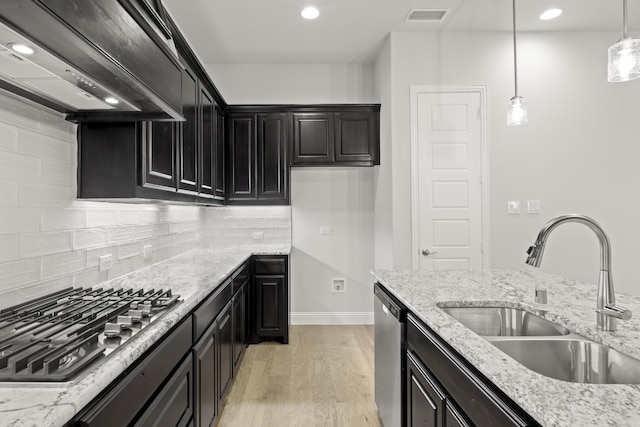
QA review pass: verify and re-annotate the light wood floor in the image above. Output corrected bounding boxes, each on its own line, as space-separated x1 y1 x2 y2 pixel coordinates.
216 325 384 427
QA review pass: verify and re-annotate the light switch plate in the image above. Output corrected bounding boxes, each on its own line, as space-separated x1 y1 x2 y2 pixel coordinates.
320 226 332 235
252 232 264 240
507 201 521 215
99 254 113 272
143 245 153 259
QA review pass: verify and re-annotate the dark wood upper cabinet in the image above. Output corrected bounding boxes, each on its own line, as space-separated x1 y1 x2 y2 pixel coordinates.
226 110 289 205
141 121 177 191
335 111 379 164
214 107 226 200
199 87 215 197
257 113 288 202
226 114 257 202
291 106 380 167
292 112 334 164
178 61 199 194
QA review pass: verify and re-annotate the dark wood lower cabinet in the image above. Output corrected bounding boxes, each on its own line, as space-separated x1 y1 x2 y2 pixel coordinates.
232 283 247 368
217 301 234 403
135 354 194 427
193 321 218 427
251 255 289 344
406 313 538 427
407 351 445 427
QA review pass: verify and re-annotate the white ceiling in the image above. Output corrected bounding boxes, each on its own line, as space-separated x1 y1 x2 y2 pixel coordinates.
162 0 640 64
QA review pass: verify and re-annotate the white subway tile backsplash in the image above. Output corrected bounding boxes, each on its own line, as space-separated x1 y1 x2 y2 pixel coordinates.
0 235 19 263
19 275 73 302
118 208 158 225
0 258 40 290
0 121 19 153
73 267 108 288
0 179 18 206
0 151 41 183
41 110 76 142
86 246 117 268
0 93 43 131
118 241 142 260
108 257 135 280
19 183 72 207
41 251 86 280
41 208 86 231
73 228 109 250
40 160 73 186
85 209 119 228
20 230 73 258
19 128 72 164
108 225 154 244
0 207 40 234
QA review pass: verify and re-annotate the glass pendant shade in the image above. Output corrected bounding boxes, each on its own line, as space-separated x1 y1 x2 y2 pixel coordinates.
608 38 640 82
507 96 528 126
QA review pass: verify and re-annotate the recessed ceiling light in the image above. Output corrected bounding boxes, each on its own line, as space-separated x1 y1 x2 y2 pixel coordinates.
104 96 119 105
540 8 563 20
9 43 35 55
301 7 319 20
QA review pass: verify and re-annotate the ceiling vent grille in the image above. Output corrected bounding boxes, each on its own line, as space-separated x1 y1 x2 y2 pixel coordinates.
405 9 448 22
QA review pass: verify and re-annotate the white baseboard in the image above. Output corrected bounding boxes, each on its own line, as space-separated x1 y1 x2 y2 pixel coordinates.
291 312 374 325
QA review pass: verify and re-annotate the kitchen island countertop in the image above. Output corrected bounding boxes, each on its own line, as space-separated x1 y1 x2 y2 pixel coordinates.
373 268 640 427
0 244 290 427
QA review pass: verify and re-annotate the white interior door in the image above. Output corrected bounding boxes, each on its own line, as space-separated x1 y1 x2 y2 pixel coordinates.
411 87 487 271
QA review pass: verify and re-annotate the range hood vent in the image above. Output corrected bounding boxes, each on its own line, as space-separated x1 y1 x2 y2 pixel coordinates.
0 0 185 122
405 9 448 22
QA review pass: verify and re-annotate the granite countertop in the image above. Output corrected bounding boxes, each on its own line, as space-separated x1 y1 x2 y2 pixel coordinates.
372 268 640 427
0 244 290 427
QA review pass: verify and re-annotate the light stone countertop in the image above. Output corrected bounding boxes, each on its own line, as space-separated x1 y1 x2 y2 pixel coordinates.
0 244 291 427
372 268 640 427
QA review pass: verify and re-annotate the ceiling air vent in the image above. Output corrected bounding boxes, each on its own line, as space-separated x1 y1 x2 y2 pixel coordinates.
405 9 448 22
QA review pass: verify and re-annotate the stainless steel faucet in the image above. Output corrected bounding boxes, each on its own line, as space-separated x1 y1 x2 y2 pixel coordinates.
526 214 631 331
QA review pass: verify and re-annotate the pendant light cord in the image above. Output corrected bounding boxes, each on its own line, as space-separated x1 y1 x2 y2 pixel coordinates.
512 0 518 97
623 0 629 38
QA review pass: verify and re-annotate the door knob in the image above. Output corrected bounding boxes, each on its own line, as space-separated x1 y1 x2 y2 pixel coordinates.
421 249 438 256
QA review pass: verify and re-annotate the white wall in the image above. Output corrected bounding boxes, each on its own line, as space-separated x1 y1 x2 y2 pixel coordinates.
0 92 204 308
206 64 375 104
203 206 291 246
388 31 640 296
208 63 377 323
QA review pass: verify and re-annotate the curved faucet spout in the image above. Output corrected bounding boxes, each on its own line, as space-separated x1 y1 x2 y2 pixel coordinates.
525 214 630 331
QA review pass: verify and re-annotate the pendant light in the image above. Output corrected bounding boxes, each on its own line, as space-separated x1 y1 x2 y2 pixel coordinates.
608 0 640 82
507 0 527 126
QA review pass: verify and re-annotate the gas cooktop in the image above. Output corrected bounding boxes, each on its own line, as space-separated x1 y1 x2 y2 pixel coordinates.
0 286 180 382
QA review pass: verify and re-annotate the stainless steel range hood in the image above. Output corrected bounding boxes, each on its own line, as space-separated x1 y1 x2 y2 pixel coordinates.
0 0 184 122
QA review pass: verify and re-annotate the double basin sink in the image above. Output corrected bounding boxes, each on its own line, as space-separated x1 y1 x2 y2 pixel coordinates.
440 306 640 384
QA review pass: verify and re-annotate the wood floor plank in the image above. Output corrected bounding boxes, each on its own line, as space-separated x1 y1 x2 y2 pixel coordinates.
215 325 384 427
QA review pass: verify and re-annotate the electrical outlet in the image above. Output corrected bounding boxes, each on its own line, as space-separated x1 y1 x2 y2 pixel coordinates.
252 231 264 240
99 254 113 272
331 278 346 293
527 200 541 214
143 245 153 259
320 226 332 235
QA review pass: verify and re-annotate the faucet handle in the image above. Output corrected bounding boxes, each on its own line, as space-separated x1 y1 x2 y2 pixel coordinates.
598 304 632 321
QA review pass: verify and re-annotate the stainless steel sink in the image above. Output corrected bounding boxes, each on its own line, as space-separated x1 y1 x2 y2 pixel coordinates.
440 306 570 336
491 338 640 384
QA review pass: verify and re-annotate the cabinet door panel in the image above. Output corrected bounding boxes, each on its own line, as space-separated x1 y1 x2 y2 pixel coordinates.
257 113 288 201
178 62 198 193
217 302 234 403
254 276 285 336
445 402 472 427
141 121 176 190
407 351 445 427
226 115 256 201
232 284 246 368
199 87 214 196
135 354 193 427
214 108 225 199
335 112 378 164
194 321 217 427
292 112 334 164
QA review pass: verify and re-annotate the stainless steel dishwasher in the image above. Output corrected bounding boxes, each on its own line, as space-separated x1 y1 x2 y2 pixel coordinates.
374 282 404 427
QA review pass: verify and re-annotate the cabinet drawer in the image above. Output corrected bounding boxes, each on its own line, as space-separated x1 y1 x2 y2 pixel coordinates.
74 317 192 427
193 279 231 342
254 257 286 275
407 315 530 427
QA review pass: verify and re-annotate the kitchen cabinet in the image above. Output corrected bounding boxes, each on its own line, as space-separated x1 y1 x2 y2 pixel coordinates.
251 255 289 344
291 106 380 167
217 301 234 404
141 121 177 191
134 354 194 427
214 106 226 200
232 279 248 369
406 313 536 427
193 320 218 427
226 111 289 205
178 59 199 195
